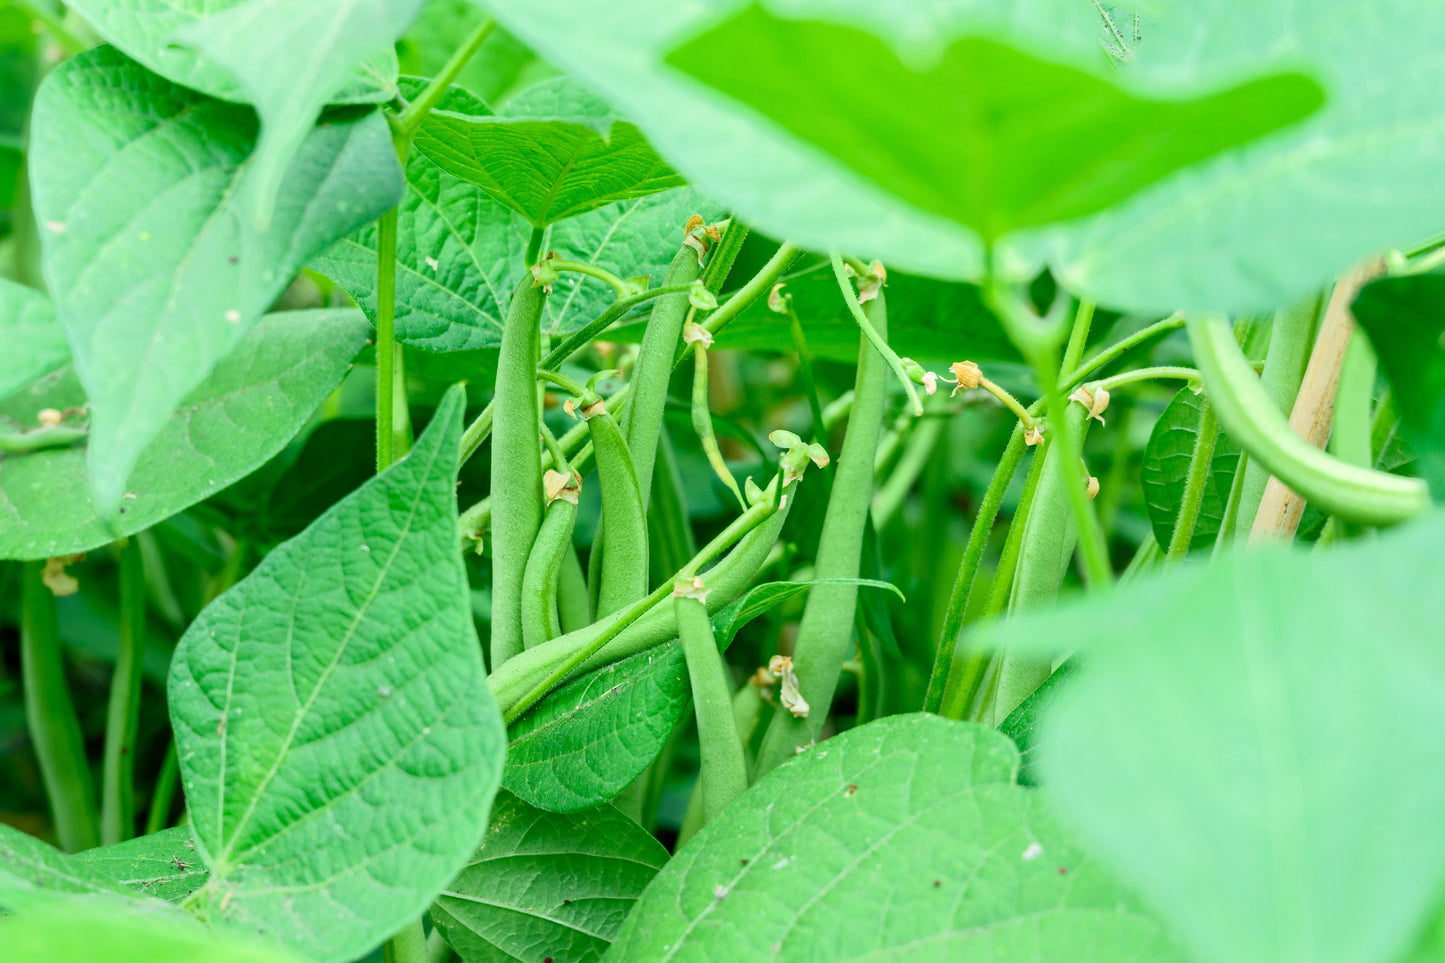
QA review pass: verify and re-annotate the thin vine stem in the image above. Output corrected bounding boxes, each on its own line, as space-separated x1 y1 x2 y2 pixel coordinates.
375 207 399 471
101 538 146 845
828 251 923 415
395 18 496 136
1166 397 1220 561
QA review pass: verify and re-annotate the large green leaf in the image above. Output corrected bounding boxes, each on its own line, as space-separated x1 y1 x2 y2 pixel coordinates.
666 5 1322 241
0 310 371 560
65 0 398 105
974 513 1445 963
313 82 721 350
412 76 684 228
1139 387 1241 553
0 822 138 905
1352 273 1445 497
29 47 402 513
1042 0 1445 312
609 714 1183 961
504 645 691 813
0 903 306 963
0 278 67 400
479 0 1105 280
171 0 425 223
431 792 668 963
74 828 210 905
168 386 505 963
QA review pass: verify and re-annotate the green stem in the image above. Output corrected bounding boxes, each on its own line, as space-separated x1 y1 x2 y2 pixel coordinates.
1233 297 1317 537
550 259 634 299
145 740 179 835
1166 396 1220 561
382 918 428 963
755 289 891 776
1329 330 1379 539
871 402 946 529
785 304 826 441
829 251 923 416
21 561 98 852
923 425 1027 714
700 219 749 292
534 368 591 400
1187 315 1427 525
1060 299 1095 373
675 593 749 824
1091 366 1200 394
696 242 802 341
101 538 145 845
395 19 496 135
375 206 399 471
1061 313 1185 391
426 929 456 963
691 343 747 510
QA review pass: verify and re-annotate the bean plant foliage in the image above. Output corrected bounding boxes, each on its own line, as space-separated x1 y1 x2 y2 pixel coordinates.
0 2 1442 963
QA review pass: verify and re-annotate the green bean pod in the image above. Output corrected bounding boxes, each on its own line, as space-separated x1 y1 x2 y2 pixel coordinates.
993 402 1091 724
489 275 548 667
755 287 891 777
585 400 650 618
521 475 581 651
490 483 797 714
690 334 747 509
675 583 749 825
556 541 591 634
624 243 702 506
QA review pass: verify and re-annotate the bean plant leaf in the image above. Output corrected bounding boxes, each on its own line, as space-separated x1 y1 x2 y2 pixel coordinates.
64 0 399 106
168 385 505 963
74 828 210 905
974 513 1445 963
666 5 1323 242
712 578 904 651
412 76 684 228
0 903 307 963
479 0 1105 280
1351 273 1445 497
171 0 426 224
0 310 371 561
29 47 402 514
1043 0 1445 312
608 714 1185 961
431 791 669 963
997 659 1078 787
504 645 691 814
0 822 138 905
0 278 67 400
311 82 721 350
1139 387 1241 553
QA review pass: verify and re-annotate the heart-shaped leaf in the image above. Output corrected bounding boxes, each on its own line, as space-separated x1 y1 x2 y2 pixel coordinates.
976 513 1445 963
65 0 398 106
168 385 505 963
412 77 683 228
0 310 371 560
74 828 210 905
1352 272 1445 498
29 47 402 513
666 5 1323 241
431 792 668 963
608 714 1185 961
504 645 690 814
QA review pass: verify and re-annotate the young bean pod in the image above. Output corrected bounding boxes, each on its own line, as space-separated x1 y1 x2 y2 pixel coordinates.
755 279 891 777
674 578 749 825
582 396 650 618
489 274 549 667
521 471 581 650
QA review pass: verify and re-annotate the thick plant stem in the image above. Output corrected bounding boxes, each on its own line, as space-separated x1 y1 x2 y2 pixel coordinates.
675 592 748 824
1166 397 1220 561
490 273 548 667
755 291 891 775
101 538 145 845
923 425 1027 714
382 917 428 963
375 207 400 471
1252 263 1383 541
994 405 1093 724
1188 315 1426 526
1233 296 1317 537
21 561 98 852
626 245 702 507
